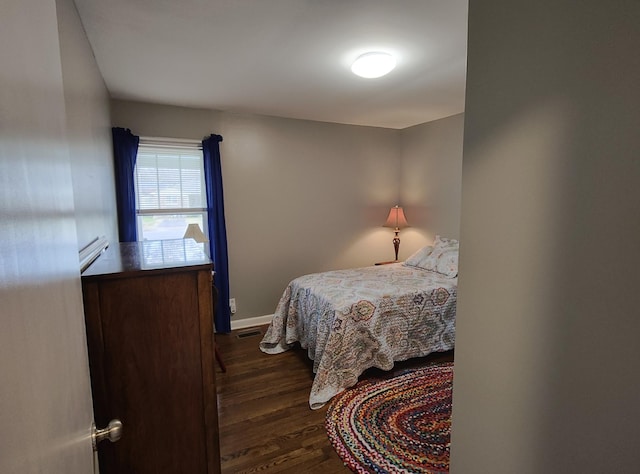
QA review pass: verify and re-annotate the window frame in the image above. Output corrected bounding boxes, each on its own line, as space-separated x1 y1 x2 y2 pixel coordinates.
133 137 208 242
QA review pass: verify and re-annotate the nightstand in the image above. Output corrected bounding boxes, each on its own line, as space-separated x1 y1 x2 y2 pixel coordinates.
375 260 399 265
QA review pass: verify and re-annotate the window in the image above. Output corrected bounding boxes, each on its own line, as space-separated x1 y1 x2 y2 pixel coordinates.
134 139 208 242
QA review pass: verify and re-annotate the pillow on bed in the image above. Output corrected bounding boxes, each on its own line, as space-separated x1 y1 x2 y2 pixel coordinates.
425 246 459 278
434 235 459 247
404 244 435 269
427 235 459 277
404 236 459 278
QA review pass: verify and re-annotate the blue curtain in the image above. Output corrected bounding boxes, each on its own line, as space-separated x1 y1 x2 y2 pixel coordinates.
202 134 231 333
112 127 140 242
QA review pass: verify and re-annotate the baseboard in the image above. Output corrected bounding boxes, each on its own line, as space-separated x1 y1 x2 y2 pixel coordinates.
230 314 273 331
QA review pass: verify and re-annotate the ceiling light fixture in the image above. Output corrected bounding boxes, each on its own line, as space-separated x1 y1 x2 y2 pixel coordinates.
351 52 396 78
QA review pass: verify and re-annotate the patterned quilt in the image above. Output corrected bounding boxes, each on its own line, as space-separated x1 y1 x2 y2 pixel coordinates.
259 263 457 409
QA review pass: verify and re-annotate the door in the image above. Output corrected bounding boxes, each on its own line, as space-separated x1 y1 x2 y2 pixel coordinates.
0 0 97 472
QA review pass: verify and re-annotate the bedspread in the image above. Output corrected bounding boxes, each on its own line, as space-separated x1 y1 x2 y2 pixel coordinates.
259 263 457 409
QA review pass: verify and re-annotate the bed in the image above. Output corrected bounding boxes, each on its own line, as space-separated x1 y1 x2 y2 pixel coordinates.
259 237 459 409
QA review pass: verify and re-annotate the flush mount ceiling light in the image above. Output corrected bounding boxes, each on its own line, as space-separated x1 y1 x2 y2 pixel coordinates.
351 52 396 78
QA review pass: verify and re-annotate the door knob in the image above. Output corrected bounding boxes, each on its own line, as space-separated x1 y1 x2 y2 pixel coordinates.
91 419 123 451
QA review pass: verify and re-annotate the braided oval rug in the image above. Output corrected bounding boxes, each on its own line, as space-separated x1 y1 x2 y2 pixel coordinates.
326 362 453 474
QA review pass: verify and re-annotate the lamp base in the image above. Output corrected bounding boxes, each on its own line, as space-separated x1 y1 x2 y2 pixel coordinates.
393 232 400 261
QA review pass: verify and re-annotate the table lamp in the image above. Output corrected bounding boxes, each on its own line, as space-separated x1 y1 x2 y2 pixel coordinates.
383 205 409 261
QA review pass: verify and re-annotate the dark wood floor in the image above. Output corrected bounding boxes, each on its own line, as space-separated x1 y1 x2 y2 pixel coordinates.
215 325 453 474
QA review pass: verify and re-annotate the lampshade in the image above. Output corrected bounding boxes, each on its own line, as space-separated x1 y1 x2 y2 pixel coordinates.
183 223 208 243
383 206 409 230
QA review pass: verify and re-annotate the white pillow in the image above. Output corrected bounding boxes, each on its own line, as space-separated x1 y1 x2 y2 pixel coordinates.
434 235 459 247
427 235 459 277
404 236 459 278
424 246 459 278
404 245 435 269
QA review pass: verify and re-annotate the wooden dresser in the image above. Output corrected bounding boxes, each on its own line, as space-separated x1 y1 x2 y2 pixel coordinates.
81 240 220 474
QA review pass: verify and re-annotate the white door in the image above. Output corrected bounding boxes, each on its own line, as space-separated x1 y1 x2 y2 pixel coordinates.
0 0 97 472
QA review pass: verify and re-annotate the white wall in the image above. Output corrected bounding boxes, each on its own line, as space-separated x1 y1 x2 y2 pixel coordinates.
111 100 399 319
451 1 640 472
0 0 102 471
57 0 117 249
111 101 466 321
400 113 464 248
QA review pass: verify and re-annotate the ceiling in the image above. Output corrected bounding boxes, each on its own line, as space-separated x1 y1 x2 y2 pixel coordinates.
74 0 468 129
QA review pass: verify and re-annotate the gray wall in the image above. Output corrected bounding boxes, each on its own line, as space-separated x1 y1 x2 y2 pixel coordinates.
111 101 465 321
111 100 398 319
400 113 464 245
57 0 117 249
451 1 640 472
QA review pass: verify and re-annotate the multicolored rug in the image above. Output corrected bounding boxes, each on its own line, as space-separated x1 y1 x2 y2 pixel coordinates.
326 362 453 474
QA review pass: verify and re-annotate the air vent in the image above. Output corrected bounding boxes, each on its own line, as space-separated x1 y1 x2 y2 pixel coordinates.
236 328 262 339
